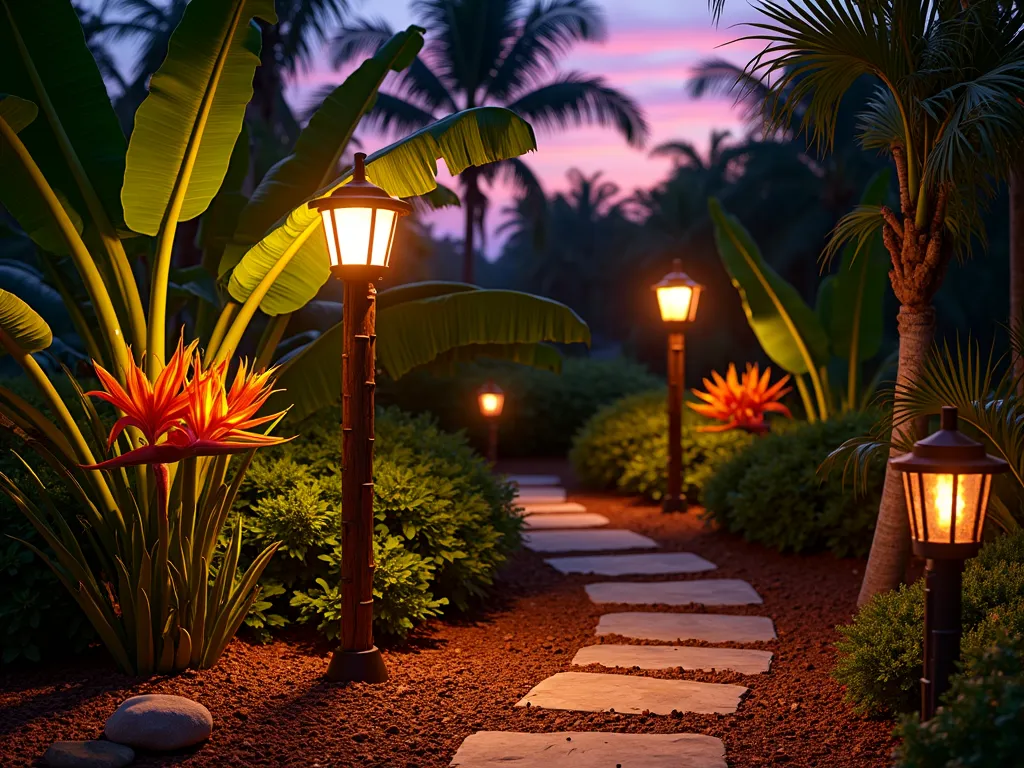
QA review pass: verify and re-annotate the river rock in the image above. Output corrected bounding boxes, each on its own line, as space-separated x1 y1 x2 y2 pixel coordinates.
43 741 135 768
104 694 212 751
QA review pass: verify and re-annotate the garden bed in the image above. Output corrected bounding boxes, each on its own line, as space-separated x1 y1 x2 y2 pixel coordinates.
0 464 896 767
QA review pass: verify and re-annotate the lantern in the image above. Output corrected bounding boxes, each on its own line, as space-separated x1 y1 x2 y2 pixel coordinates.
309 152 411 277
891 406 1007 559
478 381 505 419
653 259 704 325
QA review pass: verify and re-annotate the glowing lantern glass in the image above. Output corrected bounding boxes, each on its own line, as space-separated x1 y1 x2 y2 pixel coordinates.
653 259 703 324
891 407 1007 559
308 152 411 275
478 381 505 418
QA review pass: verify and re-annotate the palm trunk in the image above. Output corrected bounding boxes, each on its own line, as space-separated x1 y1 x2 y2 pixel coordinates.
1011 168 1024 393
857 305 935 605
462 167 479 284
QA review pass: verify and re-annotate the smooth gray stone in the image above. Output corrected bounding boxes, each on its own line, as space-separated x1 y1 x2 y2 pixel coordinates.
516 486 567 503
43 741 135 768
546 552 716 576
523 529 658 553
104 694 213 751
572 644 773 674
520 501 589 515
523 512 610 530
597 612 777 643
586 579 762 607
516 671 747 715
450 731 727 767
507 474 562 486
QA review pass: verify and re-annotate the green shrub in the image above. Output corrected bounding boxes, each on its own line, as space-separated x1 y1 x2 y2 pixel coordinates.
233 406 521 640
377 356 661 457
894 635 1024 767
702 412 885 557
835 530 1024 715
570 389 753 502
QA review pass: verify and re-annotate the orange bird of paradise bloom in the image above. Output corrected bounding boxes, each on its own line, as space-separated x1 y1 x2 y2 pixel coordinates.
689 363 792 433
82 340 290 471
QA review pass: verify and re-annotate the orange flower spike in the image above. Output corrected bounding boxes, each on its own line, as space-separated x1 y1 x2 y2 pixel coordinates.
689 362 793 431
85 338 196 448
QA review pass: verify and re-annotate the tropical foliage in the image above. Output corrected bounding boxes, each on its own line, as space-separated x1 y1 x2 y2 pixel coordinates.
0 1 588 673
325 0 648 281
708 172 893 421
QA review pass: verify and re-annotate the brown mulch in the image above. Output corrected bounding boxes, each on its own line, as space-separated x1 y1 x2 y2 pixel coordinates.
0 464 897 767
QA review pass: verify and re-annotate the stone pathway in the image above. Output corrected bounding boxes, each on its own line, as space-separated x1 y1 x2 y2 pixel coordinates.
449 476 778 767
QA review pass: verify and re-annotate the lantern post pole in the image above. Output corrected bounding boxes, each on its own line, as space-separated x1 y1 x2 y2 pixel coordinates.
664 327 685 513
921 558 964 720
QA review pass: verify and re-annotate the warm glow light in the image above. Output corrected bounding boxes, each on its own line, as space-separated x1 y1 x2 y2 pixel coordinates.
320 207 397 268
479 392 503 417
656 285 695 323
932 474 965 535
906 471 987 544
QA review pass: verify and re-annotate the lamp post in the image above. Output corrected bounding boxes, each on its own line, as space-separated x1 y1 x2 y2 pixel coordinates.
477 380 505 464
890 406 1007 719
309 152 411 683
652 259 704 514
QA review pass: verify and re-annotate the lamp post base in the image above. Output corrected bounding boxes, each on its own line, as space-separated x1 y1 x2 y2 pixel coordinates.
326 646 389 683
662 496 687 514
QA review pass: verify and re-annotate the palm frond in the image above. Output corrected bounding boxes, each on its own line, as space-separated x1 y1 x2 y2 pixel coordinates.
488 0 606 101
821 203 885 267
507 72 649 147
278 0 351 74
857 85 905 151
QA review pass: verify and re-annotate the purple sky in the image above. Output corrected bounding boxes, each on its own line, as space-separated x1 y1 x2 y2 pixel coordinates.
90 0 763 250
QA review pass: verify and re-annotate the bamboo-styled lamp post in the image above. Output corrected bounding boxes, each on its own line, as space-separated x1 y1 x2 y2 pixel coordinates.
653 259 703 514
309 152 411 683
891 406 1007 719
477 380 505 464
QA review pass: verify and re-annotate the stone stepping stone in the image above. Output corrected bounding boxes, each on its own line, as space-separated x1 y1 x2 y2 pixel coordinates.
520 501 589 514
516 486 567 503
572 644 773 674
523 529 658 553
586 579 762 607
450 731 726 768
507 474 562 486
546 551 716 576
516 671 747 715
104 694 213 751
523 512 610 530
597 612 777 644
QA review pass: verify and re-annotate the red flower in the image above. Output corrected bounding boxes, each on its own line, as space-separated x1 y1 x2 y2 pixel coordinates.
83 343 290 471
689 363 792 432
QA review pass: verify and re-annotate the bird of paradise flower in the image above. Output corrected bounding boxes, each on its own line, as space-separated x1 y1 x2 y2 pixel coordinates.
689 363 792 433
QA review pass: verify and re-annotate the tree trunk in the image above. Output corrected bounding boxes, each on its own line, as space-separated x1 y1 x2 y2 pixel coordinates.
857 305 936 605
1011 169 1024 393
462 167 479 284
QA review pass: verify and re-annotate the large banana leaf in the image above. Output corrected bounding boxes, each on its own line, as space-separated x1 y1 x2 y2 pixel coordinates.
0 95 84 254
0 0 127 230
823 170 890 364
0 289 52 355
226 107 537 316
271 289 588 420
232 25 426 245
122 0 277 235
709 198 829 375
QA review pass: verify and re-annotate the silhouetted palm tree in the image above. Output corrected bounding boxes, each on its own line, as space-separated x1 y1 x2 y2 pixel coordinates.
327 0 648 282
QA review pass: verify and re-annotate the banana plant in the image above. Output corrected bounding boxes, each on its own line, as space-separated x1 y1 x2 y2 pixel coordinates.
708 170 893 422
0 0 587 673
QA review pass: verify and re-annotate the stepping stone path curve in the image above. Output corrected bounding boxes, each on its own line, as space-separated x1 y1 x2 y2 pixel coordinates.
449 476 778 767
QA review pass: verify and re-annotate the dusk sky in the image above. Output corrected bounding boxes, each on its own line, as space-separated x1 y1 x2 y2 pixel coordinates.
93 0 765 250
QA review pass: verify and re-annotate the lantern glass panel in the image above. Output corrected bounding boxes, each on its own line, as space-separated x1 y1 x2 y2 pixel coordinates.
656 285 694 323
323 208 397 267
479 392 504 417
905 471 990 544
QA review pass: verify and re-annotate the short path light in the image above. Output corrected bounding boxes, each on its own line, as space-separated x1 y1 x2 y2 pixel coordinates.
309 152 411 683
477 380 505 464
653 259 704 513
891 406 1007 719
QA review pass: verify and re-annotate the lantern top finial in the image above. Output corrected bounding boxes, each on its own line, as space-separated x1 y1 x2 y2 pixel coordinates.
308 153 412 215
892 406 1008 474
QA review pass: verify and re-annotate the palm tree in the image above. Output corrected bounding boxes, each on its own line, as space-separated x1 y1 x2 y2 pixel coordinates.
710 0 1024 603
327 0 649 283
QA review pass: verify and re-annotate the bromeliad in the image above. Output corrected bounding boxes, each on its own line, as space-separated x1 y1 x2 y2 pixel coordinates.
690 363 792 433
